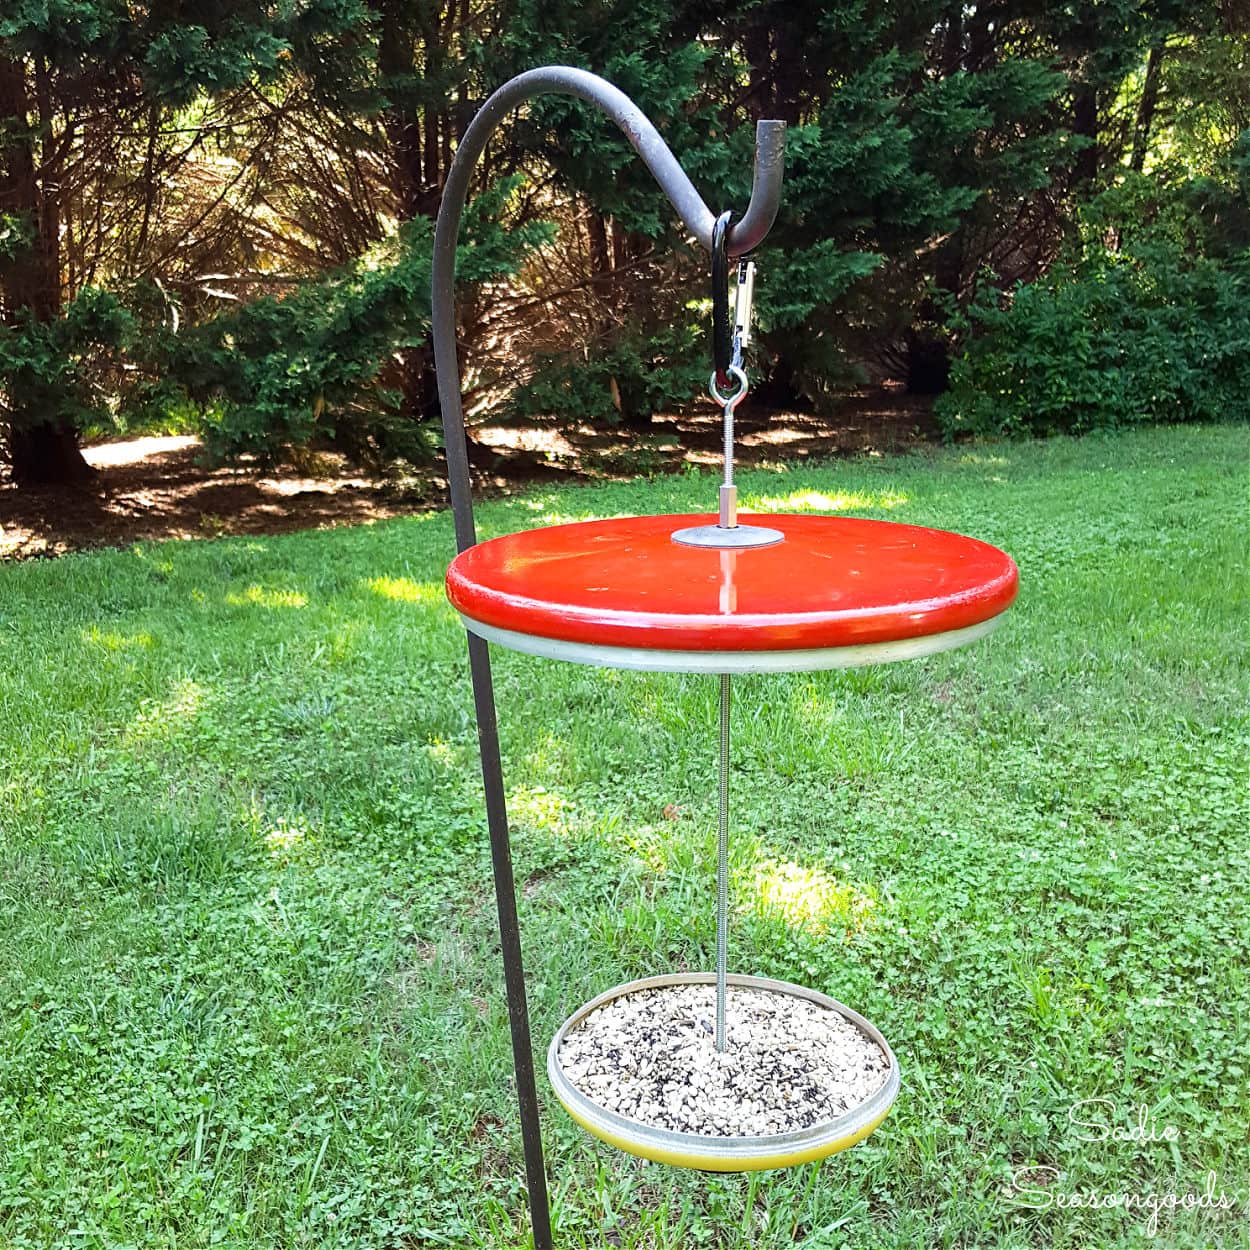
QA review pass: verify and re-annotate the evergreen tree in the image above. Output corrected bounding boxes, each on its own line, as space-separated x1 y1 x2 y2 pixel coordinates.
0 0 365 483
497 0 1070 410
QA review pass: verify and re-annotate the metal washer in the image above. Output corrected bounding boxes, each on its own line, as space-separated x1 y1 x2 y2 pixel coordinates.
671 523 784 549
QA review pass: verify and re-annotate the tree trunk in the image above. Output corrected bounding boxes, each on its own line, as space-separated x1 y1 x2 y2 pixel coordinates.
375 0 439 426
585 210 651 427
942 4 964 75
966 7 995 72
1072 83 1099 186
0 53 93 485
752 356 809 410
587 206 611 294
905 328 952 394
8 423 96 485
619 395 652 431
1130 44 1165 172
772 25 803 124
744 20 773 119
418 0 443 199
377 0 422 219
908 226 963 394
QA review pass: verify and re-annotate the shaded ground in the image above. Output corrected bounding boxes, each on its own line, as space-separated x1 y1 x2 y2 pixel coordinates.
0 388 936 559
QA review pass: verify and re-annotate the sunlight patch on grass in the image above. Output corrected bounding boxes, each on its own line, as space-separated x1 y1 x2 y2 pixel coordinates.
366 575 440 604
748 488 909 513
425 738 457 767
619 823 672 875
507 784 575 835
519 731 578 777
82 626 154 651
514 495 559 513
746 857 876 934
263 814 314 860
225 585 308 609
533 510 608 527
955 452 1011 466
130 548 176 576
126 678 208 744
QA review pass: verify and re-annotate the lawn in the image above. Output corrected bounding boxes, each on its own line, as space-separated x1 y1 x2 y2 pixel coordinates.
0 423 1246 1249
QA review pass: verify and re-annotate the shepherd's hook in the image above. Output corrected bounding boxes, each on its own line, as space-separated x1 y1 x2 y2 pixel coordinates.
431 67 785 1250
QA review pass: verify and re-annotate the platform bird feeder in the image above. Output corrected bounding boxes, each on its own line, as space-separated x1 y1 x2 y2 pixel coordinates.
432 67 1017 1248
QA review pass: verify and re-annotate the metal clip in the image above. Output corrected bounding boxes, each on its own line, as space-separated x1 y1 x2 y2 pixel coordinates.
734 260 756 352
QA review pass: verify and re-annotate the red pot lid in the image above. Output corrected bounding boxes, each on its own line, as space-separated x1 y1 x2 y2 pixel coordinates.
447 514 1017 665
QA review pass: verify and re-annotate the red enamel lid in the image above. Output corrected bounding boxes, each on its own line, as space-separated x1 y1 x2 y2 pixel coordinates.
447 514 1017 655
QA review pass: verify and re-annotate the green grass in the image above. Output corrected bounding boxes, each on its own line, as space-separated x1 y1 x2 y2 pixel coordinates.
1 423 1247 1249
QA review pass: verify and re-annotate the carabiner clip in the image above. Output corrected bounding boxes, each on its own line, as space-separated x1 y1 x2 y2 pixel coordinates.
711 210 733 389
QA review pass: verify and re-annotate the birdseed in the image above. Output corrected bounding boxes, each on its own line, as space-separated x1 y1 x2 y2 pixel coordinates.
557 984 890 1137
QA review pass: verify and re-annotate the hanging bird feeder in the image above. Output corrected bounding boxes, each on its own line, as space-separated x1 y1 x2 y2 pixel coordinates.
432 66 1017 1245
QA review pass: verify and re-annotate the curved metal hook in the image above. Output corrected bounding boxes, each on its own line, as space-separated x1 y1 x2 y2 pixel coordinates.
432 65 786 553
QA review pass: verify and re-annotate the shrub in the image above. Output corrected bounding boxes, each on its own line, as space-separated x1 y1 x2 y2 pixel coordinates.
161 224 437 468
161 181 551 469
0 179 550 473
937 167 1250 437
508 323 705 428
0 287 141 440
